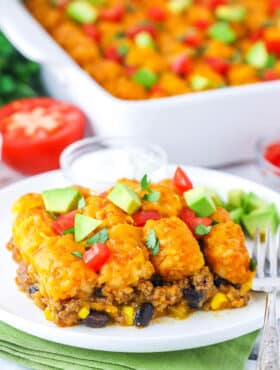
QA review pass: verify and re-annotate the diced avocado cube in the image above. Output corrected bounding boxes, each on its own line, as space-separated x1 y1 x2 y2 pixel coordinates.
208 22 237 44
230 208 244 224
184 187 217 217
228 189 245 210
74 214 102 242
107 183 141 215
243 192 267 213
67 1 98 24
205 188 226 208
245 42 268 69
135 32 155 49
168 0 192 14
216 5 247 22
42 188 80 214
241 203 279 238
190 75 212 91
133 68 158 89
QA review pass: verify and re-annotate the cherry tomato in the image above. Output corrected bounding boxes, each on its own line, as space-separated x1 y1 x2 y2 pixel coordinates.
127 24 157 39
83 24 101 42
52 210 77 235
173 166 193 193
263 69 278 81
0 98 86 175
171 55 192 76
133 210 161 227
100 5 124 22
206 57 230 75
147 7 167 22
83 243 111 271
180 207 212 237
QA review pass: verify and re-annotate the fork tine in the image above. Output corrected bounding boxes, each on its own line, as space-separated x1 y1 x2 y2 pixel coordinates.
255 229 266 278
268 227 277 278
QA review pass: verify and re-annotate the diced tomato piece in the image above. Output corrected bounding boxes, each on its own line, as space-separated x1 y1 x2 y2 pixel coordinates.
133 210 161 226
83 24 101 42
150 84 165 96
263 69 278 81
193 19 211 30
83 243 111 271
171 55 192 76
173 166 193 193
125 65 137 76
264 141 280 167
100 5 124 22
183 33 201 47
104 46 123 63
180 207 212 237
250 28 264 42
147 7 167 22
266 39 280 56
270 0 280 13
99 191 108 198
206 57 230 75
127 24 157 39
206 0 226 9
52 210 77 235
0 98 86 175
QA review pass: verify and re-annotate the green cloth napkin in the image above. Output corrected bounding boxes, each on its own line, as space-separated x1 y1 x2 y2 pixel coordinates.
0 321 258 370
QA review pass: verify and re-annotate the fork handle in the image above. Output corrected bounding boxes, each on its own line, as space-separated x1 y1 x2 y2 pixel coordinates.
257 289 280 370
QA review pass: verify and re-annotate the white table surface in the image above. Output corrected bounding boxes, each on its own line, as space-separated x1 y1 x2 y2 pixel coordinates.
0 161 268 370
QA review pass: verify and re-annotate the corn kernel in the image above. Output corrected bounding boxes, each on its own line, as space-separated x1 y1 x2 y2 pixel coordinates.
122 306 134 326
169 304 190 319
78 307 90 320
240 276 254 295
210 293 228 310
44 308 52 321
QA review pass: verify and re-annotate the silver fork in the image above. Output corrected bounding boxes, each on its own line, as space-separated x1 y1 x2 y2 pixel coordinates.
252 228 280 370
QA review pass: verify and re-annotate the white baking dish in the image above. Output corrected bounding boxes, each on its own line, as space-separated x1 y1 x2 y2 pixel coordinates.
1 0 280 167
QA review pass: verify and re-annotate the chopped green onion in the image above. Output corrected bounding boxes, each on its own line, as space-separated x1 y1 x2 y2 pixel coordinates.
63 227 75 235
249 258 257 271
195 224 212 236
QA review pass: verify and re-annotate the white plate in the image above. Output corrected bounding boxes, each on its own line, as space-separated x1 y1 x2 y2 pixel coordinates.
0 165 276 353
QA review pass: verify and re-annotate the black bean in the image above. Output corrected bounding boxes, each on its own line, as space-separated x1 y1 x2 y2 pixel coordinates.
93 287 104 298
151 273 164 287
82 310 110 328
213 275 231 287
28 285 39 295
134 303 154 327
183 288 204 309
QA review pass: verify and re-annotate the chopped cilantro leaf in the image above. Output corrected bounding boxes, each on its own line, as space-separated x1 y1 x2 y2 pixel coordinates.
249 258 257 271
72 251 83 259
63 227 75 235
141 174 150 190
87 228 109 245
78 196 86 209
195 224 212 236
146 229 160 256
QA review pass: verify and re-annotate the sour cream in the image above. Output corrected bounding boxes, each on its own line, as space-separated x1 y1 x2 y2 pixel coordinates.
68 147 166 190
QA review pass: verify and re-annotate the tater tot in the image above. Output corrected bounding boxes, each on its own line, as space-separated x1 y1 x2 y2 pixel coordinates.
143 217 205 281
204 222 251 284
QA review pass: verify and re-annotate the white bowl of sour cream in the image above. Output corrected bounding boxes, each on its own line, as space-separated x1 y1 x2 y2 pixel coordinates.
60 137 168 191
